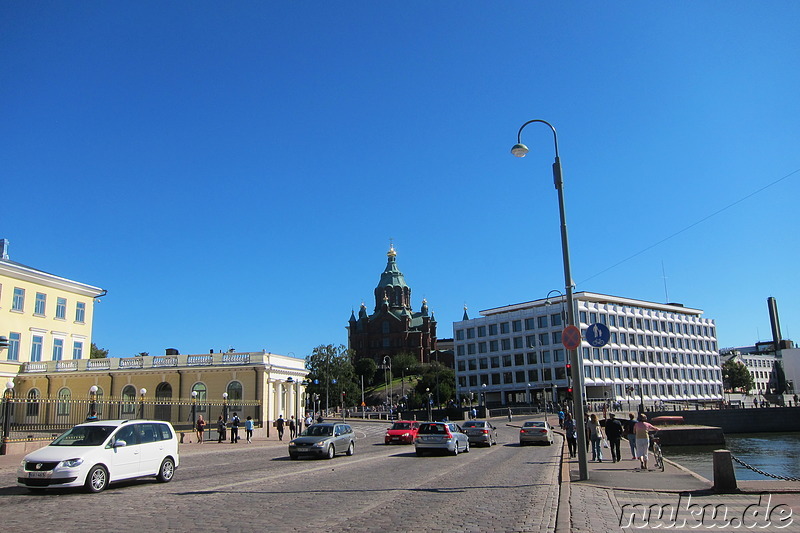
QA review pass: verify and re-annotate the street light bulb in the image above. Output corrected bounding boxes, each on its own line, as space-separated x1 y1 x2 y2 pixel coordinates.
191 391 198 398
140 388 147 396
223 393 228 399
89 385 98 394
5 380 14 391
511 143 529 157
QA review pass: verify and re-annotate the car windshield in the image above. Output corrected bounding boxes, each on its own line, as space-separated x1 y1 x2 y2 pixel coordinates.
302 425 333 437
51 426 115 446
523 421 546 428
390 422 412 430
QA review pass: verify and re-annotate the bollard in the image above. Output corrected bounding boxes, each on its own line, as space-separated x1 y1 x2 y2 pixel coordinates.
713 449 738 493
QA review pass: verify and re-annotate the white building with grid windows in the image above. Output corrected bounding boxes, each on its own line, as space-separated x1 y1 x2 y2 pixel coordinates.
453 292 723 409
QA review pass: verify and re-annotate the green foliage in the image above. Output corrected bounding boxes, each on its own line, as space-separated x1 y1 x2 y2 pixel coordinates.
721 358 754 393
90 343 108 359
411 361 455 408
354 358 377 385
304 344 360 409
392 352 420 376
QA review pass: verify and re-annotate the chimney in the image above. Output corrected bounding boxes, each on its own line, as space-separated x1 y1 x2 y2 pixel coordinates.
0 239 9 260
767 297 783 352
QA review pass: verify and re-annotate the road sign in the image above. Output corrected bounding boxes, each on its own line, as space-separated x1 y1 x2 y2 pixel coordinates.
586 323 610 347
562 325 581 350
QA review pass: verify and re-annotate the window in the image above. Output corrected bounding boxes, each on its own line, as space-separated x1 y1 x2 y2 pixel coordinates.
26 389 40 417
528 369 539 382
34 292 46 316
75 301 86 323
502 354 512 367
527 352 538 364
542 350 551 363
553 349 564 362
552 331 562 344
503 372 513 384
468 359 477 371
12 288 25 311
467 344 476 355
457 360 466 372
56 297 67 319
514 353 525 366
513 337 523 349
579 311 588 323
512 320 522 332
456 330 465 341
457 345 466 356
479 358 488 370
526 335 536 348
122 385 137 414
478 342 487 353
477 326 486 337
489 340 498 352
490 357 500 368
525 318 536 330
555 367 566 379
491 374 501 385
501 338 511 350
488 324 498 336
590 312 597 323
500 322 510 334
538 316 548 328
72 341 83 360
466 328 475 339
57 387 71 416
30 335 43 362
538 333 550 345
516 371 526 383
551 313 562 327
227 381 243 405
7 332 20 361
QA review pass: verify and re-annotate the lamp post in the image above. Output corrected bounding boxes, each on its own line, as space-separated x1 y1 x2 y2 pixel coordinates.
512 119 589 480
426 388 432 421
1 380 14 455
191 390 198 430
88 385 98 419
222 392 229 422
481 383 487 416
139 388 147 419
527 383 532 413
383 355 392 411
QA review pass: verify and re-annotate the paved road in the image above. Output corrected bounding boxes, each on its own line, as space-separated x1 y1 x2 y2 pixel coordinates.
2 422 561 533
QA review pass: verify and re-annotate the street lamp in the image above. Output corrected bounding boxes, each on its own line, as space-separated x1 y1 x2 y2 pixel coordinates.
481 383 487 416
139 388 147 419
512 119 589 480
222 392 229 421
1 380 14 455
426 387 432 421
383 356 392 412
88 385 98 419
191 390 198 431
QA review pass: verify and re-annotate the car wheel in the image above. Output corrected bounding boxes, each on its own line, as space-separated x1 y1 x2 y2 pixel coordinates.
85 465 109 493
326 444 335 459
289 453 298 460
157 457 175 482
346 441 355 456
451 443 459 456
464 441 470 453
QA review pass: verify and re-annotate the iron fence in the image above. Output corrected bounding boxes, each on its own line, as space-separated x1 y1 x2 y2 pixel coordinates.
0 397 262 444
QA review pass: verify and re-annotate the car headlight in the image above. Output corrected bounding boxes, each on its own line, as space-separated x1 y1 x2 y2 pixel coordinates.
288 441 296 447
312 441 326 447
20 459 26 468
61 458 84 468
402 432 410 437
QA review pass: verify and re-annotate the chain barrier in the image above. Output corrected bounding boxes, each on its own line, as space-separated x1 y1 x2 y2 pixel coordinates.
730 453 800 482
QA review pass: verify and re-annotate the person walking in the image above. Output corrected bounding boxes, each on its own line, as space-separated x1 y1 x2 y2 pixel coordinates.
305 414 313 428
288 416 296 439
634 413 659 470
276 414 285 441
625 412 637 459
558 409 565 429
245 416 254 443
604 413 624 463
217 414 226 443
587 413 604 462
196 414 206 444
563 412 578 458
230 412 240 443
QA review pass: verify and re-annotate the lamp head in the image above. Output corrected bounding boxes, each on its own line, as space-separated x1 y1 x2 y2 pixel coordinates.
5 380 14 391
191 391 198 398
222 392 228 399
510 143 529 157
89 385 98 394
139 388 147 396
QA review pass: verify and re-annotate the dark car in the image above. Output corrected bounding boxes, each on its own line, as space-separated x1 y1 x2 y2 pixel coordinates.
288 423 355 459
461 420 498 446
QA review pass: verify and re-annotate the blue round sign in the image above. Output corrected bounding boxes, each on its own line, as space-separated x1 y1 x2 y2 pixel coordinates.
585 323 611 347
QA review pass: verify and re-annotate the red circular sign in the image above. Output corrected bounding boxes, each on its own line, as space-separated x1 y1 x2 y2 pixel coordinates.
562 325 581 350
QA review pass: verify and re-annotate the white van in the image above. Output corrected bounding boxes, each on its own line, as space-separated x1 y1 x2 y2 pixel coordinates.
17 419 179 493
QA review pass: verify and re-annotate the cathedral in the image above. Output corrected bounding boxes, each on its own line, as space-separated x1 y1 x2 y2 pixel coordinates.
347 245 437 364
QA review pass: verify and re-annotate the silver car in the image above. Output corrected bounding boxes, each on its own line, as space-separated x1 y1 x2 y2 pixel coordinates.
519 420 554 445
288 423 355 459
414 422 470 456
461 420 498 446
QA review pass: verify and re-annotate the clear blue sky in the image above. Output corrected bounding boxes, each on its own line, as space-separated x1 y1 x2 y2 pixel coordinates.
3 2 799 358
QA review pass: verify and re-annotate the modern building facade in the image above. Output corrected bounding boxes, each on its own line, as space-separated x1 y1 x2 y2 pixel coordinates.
453 292 723 409
347 245 438 364
0 239 106 382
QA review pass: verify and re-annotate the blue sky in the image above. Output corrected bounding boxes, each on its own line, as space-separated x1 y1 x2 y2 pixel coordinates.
3 2 799 359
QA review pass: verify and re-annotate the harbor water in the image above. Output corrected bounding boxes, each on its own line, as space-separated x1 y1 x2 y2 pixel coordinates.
666 431 800 482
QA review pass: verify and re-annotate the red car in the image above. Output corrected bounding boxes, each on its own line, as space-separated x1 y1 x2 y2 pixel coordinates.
385 420 421 444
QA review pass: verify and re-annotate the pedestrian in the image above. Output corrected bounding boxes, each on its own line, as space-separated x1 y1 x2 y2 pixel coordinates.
625 412 637 459
305 414 313 428
563 413 577 458
217 414 226 443
230 412 240 443
296 415 303 435
471 407 477 420
85 410 99 422
276 414 285 441
245 416 254 443
588 413 604 461
196 414 206 444
558 409 565 429
507 407 512 422
288 415 296 439
604 413 623 463
634 413 659 470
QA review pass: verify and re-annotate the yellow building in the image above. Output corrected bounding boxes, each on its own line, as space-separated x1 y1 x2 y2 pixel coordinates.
1 239 105 382
1 239 307 443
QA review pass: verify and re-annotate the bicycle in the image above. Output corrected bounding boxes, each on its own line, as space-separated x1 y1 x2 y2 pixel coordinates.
651 434 664 472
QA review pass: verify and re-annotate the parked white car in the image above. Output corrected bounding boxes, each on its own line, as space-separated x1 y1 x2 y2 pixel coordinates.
18 419 179 493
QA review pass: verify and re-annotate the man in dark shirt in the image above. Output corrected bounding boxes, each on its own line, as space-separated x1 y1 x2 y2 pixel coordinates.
604 413 624 463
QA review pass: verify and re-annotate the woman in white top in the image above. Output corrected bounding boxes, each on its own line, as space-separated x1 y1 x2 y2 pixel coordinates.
633 413 659 470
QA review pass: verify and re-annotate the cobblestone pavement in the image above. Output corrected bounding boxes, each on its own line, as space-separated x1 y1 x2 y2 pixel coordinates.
1 421 562 533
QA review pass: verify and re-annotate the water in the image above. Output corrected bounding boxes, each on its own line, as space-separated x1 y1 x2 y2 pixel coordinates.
666 432 800 481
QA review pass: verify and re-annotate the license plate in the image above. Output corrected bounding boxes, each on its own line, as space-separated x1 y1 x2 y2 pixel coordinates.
28 472 51 478
296 447 310 452
392 437 399 440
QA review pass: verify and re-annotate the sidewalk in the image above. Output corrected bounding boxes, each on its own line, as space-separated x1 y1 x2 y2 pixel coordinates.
553 423 800 532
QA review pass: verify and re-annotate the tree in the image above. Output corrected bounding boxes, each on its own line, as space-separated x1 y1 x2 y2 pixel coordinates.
354 358 377 385
721 359 754 393
412 361 455 408
304 345 360 412
90 343 108 359
392 352 420 377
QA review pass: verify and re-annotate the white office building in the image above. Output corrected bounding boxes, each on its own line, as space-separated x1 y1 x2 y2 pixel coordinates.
453 292 723 409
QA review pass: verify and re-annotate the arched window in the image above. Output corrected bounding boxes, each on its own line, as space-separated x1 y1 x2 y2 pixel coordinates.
26 388 40 418
227 381 243 409
154 382 172 421
121 385 137 415
57 387 71 417
192 382 207 412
